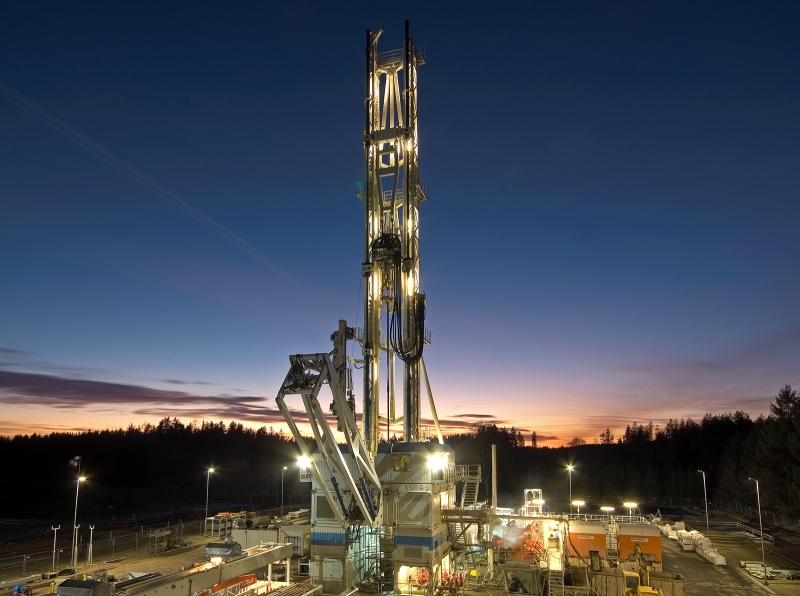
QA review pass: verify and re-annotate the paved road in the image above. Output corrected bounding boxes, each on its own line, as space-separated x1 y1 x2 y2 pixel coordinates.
662 538 770 596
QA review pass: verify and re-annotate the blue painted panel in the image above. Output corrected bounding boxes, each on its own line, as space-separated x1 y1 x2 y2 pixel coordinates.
311 530 346 546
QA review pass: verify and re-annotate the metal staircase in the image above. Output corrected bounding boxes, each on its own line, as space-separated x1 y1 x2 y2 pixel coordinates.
458 465 482 508
548 569 564 596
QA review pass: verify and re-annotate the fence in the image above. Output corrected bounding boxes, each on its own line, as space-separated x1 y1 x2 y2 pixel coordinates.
0 503 309 581
648 496 800 532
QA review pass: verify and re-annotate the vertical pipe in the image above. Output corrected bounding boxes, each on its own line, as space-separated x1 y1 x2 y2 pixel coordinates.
404 20 410 138
489 444 497 578
363 29 374 454
492 445 497 515
389 352 396 422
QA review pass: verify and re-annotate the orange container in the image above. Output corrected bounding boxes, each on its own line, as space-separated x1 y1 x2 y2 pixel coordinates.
617 524 661 563
566 522 607 559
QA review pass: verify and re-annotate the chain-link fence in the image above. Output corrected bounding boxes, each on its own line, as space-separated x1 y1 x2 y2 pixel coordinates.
0 503 309 581
645 496 800 531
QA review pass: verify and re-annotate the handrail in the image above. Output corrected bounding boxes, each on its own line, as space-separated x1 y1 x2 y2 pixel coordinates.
736 522 775 543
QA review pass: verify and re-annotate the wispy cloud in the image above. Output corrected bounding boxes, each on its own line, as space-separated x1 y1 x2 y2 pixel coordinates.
0 347 27 355
451 413 498 419
614 327 800 381
0 369 264 409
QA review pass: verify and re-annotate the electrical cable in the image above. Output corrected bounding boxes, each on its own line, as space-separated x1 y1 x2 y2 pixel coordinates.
376 233 425 363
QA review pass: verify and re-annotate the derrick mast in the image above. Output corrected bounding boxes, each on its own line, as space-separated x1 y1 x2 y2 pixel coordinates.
361 21 428 454
274 23 467 595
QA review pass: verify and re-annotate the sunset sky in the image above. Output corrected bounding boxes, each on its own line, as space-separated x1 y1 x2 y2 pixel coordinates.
1 2 798 446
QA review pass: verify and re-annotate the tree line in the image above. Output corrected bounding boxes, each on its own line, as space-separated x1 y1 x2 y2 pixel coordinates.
1 385 796 518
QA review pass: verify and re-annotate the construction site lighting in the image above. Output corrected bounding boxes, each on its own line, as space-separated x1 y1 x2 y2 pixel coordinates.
623 502 637 508
532 499 545 505
281 466 288 517
749 477 767 585
567 465 574 512
427 452 447 471
572 500 585 506
204 468 214 537
298 455 311 468
698 470 710 536
600 506 614 512
71 476 86 568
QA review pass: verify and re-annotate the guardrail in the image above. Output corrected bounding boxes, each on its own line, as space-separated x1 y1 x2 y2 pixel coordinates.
646 497 800 532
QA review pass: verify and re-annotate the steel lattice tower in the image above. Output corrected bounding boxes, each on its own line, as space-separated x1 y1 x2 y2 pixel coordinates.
360 21 428 454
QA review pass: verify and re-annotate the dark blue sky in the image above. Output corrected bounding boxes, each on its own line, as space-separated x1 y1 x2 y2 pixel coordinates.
1 2 798 443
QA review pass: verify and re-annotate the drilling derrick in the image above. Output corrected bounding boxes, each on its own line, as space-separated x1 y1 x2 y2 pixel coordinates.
361 21 429 453
274 22 472 596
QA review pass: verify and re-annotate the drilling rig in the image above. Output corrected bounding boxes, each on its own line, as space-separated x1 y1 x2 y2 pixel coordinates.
274 21 481 595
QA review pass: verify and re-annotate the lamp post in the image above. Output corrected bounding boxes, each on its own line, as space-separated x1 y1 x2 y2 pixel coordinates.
71 477 85 568
567 465 574 514
204 468 214 537
280 466 288 518
572 501 585 515
51 525 60 571
749 477 767 584
87 525 94 565
623 502 637 517
698 470 710 535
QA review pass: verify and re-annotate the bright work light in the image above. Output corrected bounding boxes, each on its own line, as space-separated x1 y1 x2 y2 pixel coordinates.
427 452 447 471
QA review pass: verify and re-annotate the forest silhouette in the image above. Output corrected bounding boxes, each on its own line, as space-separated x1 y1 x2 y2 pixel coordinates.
1 385 796 519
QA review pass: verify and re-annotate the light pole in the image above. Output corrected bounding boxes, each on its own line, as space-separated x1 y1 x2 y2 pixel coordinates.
567 465 574 514
204 468 214 537
698 470 709 535
51 525 60 571
749 477 767 584
623 502 637 517
280 466 288 518
87 525 94 565
71 476 85 568
572 501 585 515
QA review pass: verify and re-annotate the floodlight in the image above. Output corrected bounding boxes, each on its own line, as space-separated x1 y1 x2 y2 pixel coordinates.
428 452 447 471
